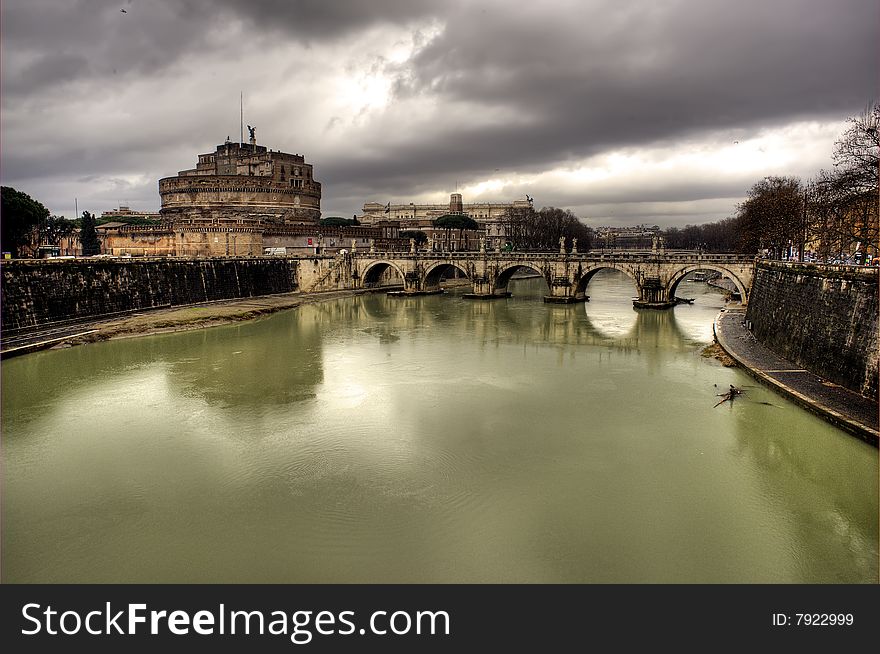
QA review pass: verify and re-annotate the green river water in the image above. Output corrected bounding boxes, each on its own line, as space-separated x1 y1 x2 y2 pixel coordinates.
2 271 876 583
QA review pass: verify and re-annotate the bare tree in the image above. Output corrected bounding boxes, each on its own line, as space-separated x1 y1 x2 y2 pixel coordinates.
736 176 804 259
501 206 592 251
819 103 880 263
500 205 534 250
663 217 741 252
833 103 879 195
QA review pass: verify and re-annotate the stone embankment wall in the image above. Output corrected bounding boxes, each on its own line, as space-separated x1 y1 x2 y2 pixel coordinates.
746 261 878 399
1 258 299 330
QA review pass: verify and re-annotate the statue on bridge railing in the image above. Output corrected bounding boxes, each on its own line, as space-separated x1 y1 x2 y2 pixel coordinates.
572 238 578 254
559 237 566 254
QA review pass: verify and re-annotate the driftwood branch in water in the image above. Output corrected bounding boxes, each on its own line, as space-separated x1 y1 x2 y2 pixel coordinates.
714 385 744 407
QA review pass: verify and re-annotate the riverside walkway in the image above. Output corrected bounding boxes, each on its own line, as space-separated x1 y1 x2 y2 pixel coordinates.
714 308 878 446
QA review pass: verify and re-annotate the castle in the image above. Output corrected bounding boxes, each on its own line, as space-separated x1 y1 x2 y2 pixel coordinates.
159 134 322 227
79 135 400 257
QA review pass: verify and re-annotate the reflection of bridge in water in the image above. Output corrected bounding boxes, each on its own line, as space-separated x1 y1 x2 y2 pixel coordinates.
342 248 754 309
350 274 715 357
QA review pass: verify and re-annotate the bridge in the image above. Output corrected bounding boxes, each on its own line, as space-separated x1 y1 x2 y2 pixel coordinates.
303 242 756 309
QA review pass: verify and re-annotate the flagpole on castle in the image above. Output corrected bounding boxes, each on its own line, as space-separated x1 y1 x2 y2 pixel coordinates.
240 92 243 145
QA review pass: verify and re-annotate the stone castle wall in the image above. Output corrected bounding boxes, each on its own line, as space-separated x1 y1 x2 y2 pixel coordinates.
1 258 299 330
102 227 177 257
174 228 264 257
159 175 321 224
746 261 878 399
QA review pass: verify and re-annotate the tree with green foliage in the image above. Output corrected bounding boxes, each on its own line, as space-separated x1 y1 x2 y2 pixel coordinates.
433 214 480 250
40 215 76 247
79 211 102 256
1 186 50 257
399 230 428 246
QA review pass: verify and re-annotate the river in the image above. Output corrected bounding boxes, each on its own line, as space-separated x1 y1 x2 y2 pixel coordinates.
2 270 876 583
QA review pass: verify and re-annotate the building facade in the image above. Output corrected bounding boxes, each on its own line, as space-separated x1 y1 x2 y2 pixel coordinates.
359 193 532 250
99 206 162 223
594 225 662 250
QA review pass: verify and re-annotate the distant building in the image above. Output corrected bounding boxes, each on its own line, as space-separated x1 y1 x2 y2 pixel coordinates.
260 224 401 256
359 193 532 250
594 225 661 250
99 206 161 223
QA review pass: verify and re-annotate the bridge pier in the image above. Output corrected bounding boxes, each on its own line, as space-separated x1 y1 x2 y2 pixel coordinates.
463 277 511 299
387 268 444 297
543 278 588 304
543 292 589 304
633 277 676 309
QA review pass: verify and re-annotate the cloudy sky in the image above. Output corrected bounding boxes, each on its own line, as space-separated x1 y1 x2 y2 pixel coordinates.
1 0 876 227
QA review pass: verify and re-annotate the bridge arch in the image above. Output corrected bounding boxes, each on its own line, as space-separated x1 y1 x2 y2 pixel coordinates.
667 265 748 301
494 263 547 293
361 260 406 287
423 261 470 288
574 264 640 298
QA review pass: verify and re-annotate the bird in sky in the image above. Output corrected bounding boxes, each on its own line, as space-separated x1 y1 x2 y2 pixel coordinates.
526 194 533 203
121 8 127 12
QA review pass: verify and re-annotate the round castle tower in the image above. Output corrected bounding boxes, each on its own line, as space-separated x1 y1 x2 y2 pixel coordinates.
159 137 321 226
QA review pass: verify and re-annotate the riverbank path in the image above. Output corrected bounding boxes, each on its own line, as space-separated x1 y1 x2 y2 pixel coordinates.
715 307 878 446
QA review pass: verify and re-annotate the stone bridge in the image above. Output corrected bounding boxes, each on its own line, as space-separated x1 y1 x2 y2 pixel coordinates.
302 243 755 309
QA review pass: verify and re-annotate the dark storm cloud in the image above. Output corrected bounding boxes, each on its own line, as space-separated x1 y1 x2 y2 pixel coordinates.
342 0 878 189
1 0 877 224
250 0 877 208
2 0 223 98
196 0 442 40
